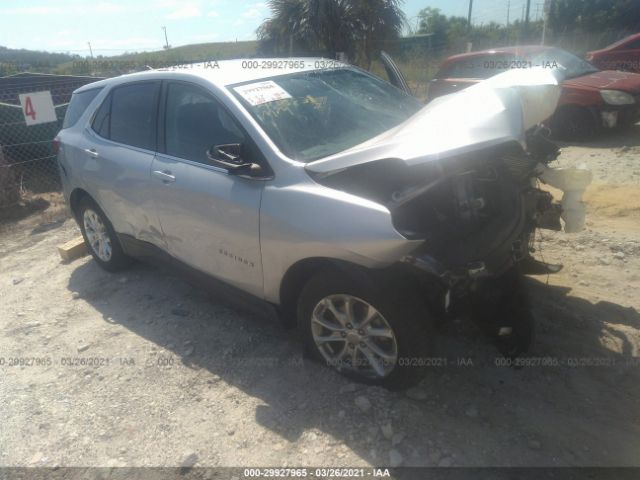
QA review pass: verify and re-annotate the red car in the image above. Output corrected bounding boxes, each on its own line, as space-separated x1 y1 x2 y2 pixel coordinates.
586 33 640 73
428 46 640 139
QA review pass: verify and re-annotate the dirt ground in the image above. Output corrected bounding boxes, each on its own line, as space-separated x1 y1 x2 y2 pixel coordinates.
1 126 639 469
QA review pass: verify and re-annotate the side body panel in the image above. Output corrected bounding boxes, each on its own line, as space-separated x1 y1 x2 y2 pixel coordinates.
259 169 422 304
82 129 162 244
57 84 165 248
150 153 265 298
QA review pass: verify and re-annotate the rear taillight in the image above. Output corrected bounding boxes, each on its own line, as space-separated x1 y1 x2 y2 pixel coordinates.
52 136 60 154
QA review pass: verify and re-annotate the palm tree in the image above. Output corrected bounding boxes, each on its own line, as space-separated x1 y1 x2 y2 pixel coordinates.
257 0 405 67
353 0 406 68
257 0 316 55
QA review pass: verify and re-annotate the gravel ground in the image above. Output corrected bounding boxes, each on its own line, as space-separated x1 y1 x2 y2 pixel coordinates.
1 127 639 469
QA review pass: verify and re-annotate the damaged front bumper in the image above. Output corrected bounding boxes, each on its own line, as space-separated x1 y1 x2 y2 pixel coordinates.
308 67 592 286
398 132 592 288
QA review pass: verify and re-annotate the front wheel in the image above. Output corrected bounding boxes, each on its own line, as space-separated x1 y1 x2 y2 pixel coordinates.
471 266 535 358
297 269 435 390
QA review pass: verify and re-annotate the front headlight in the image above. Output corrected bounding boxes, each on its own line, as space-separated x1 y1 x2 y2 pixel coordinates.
600 89 636 105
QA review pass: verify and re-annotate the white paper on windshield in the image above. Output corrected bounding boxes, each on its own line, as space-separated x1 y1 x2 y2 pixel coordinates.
234 80 292 106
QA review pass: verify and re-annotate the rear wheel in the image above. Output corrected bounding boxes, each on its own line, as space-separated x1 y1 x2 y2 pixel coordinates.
78 197 131 271
298 269 435 390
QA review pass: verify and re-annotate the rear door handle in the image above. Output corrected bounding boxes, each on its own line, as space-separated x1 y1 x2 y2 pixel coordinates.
153 170 176 183
84 148 99 158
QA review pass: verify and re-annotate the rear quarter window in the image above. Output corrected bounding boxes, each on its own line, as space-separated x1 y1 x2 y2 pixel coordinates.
62 87 103 129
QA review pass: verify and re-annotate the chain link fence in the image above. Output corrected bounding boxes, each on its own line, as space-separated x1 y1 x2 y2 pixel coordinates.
0 73 101 214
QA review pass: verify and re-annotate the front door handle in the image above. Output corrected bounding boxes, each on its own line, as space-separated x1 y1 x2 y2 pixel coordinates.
84 148 99 158
153 170 176 183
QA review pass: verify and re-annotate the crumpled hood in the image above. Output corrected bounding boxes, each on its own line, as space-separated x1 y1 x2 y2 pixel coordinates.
306 68 562 175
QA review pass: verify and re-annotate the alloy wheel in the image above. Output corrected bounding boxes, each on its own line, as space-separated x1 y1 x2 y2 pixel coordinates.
83 209 112 262
311 294 398 379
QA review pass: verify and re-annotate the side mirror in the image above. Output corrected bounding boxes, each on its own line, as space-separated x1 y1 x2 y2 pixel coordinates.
206 144 265 177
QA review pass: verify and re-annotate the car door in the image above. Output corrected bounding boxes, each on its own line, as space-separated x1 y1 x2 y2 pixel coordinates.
380 51 412 95
150 80 265 298
83 80 165 246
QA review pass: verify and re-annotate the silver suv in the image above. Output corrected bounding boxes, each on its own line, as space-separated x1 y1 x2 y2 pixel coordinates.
57 58 582 388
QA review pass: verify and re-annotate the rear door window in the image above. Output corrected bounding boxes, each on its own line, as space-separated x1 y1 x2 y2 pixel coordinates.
62 87 102 129
91 81 160 151
110 82 160 150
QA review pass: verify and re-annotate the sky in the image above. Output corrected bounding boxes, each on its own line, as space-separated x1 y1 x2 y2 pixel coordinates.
0 0 539 55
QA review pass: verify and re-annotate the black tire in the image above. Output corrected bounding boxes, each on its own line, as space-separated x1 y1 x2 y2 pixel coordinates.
549 106 599 142
77 197 131 272
471 267 536 358
297 268 435 390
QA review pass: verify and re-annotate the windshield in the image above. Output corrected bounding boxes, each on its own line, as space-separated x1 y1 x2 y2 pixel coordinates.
229 68 423 162
527 47 599 79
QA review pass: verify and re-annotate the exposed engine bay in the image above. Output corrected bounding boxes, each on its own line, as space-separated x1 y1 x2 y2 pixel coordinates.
314 128 573 279
306 67 593 356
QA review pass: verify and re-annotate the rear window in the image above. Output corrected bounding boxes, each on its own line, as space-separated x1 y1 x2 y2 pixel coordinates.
91 81 160 151
62 87 103 129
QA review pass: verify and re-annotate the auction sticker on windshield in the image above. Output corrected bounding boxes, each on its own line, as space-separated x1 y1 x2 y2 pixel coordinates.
234 80 292 106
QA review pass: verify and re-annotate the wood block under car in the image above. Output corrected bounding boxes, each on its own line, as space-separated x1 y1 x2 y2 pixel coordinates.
57 235 88 262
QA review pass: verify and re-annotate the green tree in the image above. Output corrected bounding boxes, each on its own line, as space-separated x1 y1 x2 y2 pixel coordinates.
351 0 405 68
416 7 455 46
548 0 640 34
256 0 315 55
257 0 405 68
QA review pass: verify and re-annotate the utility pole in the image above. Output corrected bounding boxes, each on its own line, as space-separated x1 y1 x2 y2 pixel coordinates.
162 26 170 50
525 0 531 27
87 41 94 58
506 0 510 44
541 0 551 45
467 0 473 30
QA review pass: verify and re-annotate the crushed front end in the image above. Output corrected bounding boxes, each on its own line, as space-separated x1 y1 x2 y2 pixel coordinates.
395 129 568 282
306 68 592 357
